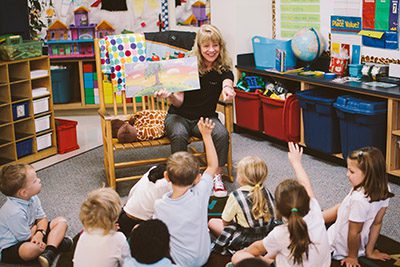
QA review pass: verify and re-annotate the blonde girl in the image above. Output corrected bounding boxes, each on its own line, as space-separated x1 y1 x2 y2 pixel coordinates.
232 143 331 267
324 147 394 267
208 156 277 255
73 188 130 267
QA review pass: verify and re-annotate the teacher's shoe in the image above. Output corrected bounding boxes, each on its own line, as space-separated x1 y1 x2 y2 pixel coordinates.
213 174 227 197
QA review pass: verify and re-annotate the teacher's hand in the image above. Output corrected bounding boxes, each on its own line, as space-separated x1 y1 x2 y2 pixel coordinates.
222 86 236 102
154 89 172 99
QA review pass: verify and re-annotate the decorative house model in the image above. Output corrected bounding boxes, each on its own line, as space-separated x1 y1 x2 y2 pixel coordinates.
96 20 115 39
192 1 208 26
47 20 69 40
46 6 112 59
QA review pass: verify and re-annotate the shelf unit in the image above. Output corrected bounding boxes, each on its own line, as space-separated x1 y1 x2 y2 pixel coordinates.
236 54 400 180
50 57 99 110
0 56 57 167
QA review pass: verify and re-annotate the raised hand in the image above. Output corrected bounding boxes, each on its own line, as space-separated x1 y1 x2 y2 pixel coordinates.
288 142 303 166
198 117 215 137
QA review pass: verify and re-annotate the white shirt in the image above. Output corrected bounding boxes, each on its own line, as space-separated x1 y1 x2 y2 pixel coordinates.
328 188 390 259
73 229 130 267
124 166 172 220
263 198 331 267
154 172 213 267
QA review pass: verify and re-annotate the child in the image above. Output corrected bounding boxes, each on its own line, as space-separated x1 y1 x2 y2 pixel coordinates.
118 164 170 236
154 117 218 267
0 164 71 267
73 187 130 267
232 142 331 267
209 156 277 255
324 146 394 266
123 219 175 266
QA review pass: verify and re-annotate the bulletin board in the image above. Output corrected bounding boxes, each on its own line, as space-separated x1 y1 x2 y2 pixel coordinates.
273 0 400 62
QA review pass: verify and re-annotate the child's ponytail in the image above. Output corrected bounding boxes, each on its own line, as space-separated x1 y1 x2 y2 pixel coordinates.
287 208 312 265
275 179 312 265
236 156 270 221
251 183 270 221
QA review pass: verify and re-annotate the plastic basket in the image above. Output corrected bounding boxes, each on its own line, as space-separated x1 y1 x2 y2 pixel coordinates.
0 35 42 61
252 36 296 69
55 118 79 154
334 95 387 158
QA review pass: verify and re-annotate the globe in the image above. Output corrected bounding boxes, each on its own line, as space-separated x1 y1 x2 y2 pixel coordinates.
291 28 325 63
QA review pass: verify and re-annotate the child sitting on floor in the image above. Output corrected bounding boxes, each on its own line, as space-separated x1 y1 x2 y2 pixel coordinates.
323 147 394 266
154 117 218 267
73 187 130 267
123 219 175 266
117 164 170 236
208 156 277 255
232 142 331 266
0 164 72 267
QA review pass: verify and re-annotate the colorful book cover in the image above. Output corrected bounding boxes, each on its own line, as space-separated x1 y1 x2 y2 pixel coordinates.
275 49 286 72
125 56 200 97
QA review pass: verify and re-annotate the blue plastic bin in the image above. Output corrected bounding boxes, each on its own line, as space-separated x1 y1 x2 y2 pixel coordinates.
296 89 341 153
252 36 296 69
12 101 29 120
16 138 33 158
333 95 387 159
51 68 71 104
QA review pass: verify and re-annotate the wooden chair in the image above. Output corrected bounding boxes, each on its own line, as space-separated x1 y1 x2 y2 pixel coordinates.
94 39 234 189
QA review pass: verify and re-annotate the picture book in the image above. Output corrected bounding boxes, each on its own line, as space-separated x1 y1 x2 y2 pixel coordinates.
125 56 200 97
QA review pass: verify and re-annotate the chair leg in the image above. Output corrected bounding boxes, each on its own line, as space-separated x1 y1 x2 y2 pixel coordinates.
104 120 117 189
227 136 233 182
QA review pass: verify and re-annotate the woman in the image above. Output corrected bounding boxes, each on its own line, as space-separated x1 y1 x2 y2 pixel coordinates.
155 24 235 197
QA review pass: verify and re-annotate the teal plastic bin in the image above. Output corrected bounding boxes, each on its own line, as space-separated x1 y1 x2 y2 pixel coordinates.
334 95 387 159
51 68 71 104
252 36 297 69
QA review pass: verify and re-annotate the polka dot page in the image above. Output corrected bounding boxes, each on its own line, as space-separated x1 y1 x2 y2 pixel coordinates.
99 34 147 91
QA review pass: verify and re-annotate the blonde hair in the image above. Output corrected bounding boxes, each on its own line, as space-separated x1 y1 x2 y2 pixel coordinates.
191 24 232 75
275 179 312 265
236 156 270 221
166 151 200 186
0 164 31 196
80 188 121 235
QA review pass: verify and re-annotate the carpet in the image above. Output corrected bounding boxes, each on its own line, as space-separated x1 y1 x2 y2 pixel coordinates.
1 132 400 267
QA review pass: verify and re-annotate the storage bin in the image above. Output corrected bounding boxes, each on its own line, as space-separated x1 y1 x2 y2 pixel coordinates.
348 64 363 78
16 138 33 158
55 118 79 154
296 89 341 153
35 115 51 133
334 95 387 159
252 36 296 69
36 132 52 151
234 89 263 131
33 97 49 114
51 68 71 104
260 94 300 142
12 101 29 120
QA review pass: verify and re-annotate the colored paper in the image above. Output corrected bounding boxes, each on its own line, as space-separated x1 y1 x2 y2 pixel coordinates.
363 0 376 29
125 57 200 97
351 45 361 64
331 16 362 33
358 29 385 38
389 0 399 31
280 0 320 38
332 43 341 54
375 0 391 30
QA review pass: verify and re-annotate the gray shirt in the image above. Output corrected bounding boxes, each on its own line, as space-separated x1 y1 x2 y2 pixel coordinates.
154 172 213 267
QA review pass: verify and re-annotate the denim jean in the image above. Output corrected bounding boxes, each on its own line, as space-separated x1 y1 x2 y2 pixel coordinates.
165 113 229 167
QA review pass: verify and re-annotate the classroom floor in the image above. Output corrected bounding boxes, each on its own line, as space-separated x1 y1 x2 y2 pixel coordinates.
32 115 102 170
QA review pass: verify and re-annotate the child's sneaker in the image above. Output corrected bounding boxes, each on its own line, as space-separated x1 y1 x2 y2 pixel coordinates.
58 236 74 252
38 249 56 267
213 174 227 197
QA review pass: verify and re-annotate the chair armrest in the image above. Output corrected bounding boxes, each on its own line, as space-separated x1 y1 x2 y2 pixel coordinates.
98 109 131 121
217 100 234 134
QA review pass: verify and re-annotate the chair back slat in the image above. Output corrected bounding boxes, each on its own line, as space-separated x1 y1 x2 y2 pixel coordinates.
113 92 118 115
122 90 128 115
142 96 146 110
150 97 155 110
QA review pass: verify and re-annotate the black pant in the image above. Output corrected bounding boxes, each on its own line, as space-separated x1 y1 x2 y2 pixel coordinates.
117 209 143 237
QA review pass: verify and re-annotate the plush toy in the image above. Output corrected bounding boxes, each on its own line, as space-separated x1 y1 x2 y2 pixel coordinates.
111 110 167 143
